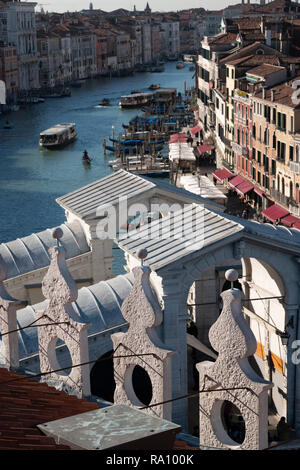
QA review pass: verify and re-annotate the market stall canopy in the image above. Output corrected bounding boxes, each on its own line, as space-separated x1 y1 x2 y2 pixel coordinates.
197 145 213 155
168 143 196 161
253 187 264 197
180 175 227 202
169 133 188 143
228 175 245 188
280 214 300 227
212 169 233 182
261 204 290 222
235 180 254 196
190 125 201 135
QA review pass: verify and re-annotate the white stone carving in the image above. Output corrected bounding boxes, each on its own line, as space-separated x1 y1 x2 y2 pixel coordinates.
0 254 20 369
37 229 91 396
112 251 174 420
196 269 273 450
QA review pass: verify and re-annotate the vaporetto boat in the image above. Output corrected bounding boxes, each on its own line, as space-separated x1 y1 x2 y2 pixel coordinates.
39 123 77 149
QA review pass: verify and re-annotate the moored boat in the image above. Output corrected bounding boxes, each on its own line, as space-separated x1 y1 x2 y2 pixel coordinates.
176 62 185 69
39 123 77 148
149 84 160 90
98 98 110 106
119 92 153 108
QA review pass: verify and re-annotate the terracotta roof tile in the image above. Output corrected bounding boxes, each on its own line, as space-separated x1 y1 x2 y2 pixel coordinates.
0 367 99 450
247 63 285 78
255 76 300 108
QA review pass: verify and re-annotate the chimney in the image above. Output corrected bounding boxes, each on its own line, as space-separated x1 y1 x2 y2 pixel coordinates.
262 87 266 99
271 90 274 101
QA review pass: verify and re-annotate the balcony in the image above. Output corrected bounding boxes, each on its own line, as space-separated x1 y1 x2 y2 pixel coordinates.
289 161 300 175
270 188 290 208
232 142 249 158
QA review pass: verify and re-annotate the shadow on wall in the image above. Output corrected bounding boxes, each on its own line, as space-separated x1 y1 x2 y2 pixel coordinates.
90 350 153 406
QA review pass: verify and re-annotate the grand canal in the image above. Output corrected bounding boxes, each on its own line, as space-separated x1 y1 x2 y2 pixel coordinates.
0 62 194 273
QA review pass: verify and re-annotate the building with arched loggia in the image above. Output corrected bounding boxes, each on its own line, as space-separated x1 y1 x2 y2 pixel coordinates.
1 169 300 436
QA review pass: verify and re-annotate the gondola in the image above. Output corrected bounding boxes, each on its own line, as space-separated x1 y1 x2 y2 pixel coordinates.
82 150 91 164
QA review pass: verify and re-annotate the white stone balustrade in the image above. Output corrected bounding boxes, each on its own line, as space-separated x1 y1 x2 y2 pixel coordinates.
112 249 175 420
197 269 273 450
0 254 21 369
37 228 91 397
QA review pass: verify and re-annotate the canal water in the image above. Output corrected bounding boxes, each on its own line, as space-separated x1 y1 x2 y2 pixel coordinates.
0 62 194 274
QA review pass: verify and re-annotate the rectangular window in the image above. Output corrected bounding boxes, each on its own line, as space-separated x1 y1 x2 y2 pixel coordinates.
257 150 261 164
289 146 294 161
257 171 261 185
291 116 294 133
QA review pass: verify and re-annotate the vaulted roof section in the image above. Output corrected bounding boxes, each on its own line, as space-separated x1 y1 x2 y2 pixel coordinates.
56 170 224 221
118 204 244 272
56 170 157 220
0 220 90 280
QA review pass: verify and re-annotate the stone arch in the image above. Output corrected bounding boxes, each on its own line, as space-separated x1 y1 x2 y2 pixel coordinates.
159 238 298 428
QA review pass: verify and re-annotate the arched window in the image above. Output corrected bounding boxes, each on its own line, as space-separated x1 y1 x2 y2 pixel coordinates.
290 181 293 200
296 183 300 204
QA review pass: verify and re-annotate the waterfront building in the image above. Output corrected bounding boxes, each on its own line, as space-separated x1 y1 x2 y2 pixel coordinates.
251 79 300 217
141 20 152 64
94 30 108 76
37 30 64 88
223 44 284 170
70 29 97 80
0 40 18 103
160 20 180 60
116 30 132 73
0 0 39 91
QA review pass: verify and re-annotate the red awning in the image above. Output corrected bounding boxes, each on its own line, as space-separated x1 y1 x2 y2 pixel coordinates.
213 169 233 182
235 181 254 195
228 175 245 188
169 133 188 143
254 187 264 197
197 145 213 155
293 221 300 230
261 204 290 222
280 215 300 227
190 125 201 135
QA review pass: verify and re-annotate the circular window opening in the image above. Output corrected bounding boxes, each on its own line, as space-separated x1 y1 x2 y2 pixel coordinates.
221 400 245 445
124 364 153 407
132 365 153 406
48 338 72 376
